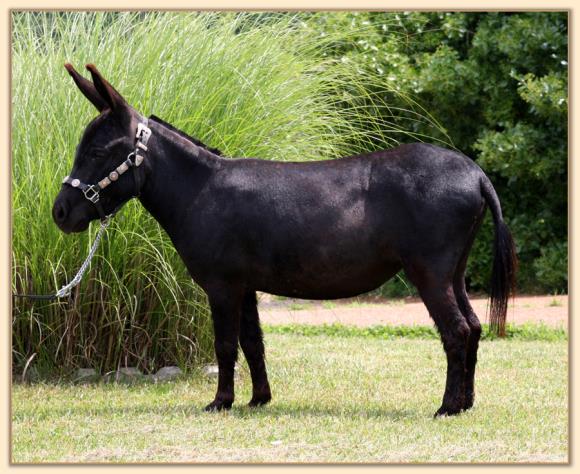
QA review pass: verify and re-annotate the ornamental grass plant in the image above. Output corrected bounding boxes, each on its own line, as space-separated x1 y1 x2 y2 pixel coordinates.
12 12 446 377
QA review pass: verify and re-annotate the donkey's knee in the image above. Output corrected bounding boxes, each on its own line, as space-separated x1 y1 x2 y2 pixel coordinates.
215 339 238 364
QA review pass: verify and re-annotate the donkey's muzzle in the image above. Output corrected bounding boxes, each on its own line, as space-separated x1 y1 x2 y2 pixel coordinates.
52 195 90 233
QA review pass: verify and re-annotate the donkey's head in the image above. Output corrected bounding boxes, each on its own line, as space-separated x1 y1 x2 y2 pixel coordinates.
52 64 149 233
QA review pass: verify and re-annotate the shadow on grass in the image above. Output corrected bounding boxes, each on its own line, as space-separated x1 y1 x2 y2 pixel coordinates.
13 392 422 423
230 402 420 422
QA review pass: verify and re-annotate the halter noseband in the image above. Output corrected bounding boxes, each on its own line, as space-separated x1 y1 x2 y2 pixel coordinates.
62 118 152 221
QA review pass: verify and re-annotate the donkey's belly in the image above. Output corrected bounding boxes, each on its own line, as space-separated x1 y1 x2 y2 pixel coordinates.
254 258 402 300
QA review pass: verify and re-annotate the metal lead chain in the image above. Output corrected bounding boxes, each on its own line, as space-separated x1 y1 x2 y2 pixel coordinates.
54 218 110 298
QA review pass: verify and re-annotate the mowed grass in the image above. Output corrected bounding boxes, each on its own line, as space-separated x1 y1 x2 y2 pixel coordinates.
12 334 567 463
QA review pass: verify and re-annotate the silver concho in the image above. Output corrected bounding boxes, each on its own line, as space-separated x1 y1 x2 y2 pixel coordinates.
71 178 80 188
117 162 129 174
98 177 111 189
109 171 119 181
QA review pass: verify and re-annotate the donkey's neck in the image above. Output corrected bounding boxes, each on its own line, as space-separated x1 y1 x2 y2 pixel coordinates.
138 119 222 237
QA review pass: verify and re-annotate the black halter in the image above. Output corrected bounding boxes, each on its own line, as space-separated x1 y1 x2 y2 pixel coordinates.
62 118 152 220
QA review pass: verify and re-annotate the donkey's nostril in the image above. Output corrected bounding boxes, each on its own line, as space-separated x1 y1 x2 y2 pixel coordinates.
52 201 69 225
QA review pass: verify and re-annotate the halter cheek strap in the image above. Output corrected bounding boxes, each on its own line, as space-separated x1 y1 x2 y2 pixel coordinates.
62 118 151 221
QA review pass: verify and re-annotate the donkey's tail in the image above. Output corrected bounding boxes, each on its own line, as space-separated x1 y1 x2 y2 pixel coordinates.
480 176 518 337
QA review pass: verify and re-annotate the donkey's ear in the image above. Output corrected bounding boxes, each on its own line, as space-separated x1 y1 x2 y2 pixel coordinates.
85 64 128 112
64 63 107 111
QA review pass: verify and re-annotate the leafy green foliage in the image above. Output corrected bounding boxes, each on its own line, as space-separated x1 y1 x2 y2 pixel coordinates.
532 241 568 291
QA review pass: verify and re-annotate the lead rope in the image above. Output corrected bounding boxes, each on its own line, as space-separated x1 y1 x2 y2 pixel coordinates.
13 218 110 301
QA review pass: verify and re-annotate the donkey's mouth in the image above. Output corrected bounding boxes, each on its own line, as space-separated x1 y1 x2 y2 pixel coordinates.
70 220 91 234
56 218 91 234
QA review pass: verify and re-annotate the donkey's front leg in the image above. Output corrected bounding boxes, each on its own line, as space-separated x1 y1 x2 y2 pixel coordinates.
204 286 243 412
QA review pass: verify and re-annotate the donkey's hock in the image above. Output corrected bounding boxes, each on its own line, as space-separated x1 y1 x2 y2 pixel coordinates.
54 64 517 417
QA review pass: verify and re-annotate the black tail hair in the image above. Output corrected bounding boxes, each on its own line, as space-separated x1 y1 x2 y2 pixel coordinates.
481 177 518 336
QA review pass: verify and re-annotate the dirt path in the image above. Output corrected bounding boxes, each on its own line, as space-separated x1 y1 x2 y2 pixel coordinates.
258 294 568 328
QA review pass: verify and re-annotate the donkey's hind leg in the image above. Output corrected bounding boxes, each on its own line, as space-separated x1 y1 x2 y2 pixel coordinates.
405 264 470 416
453 210 485 411
240 291 272 407
454 277 481 411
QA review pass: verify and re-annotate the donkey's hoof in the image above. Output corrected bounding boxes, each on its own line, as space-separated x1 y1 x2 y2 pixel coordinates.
434 405 463 418
248 394 272 407
204 399 233 412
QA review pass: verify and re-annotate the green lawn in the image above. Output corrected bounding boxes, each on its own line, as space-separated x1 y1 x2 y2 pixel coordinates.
11 333 568 463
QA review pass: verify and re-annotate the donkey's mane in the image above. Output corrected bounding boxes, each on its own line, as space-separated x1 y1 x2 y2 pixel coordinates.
149 115 223 156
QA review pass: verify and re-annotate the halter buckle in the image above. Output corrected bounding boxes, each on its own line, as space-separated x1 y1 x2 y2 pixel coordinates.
83 185 100 203
136 122 151 145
